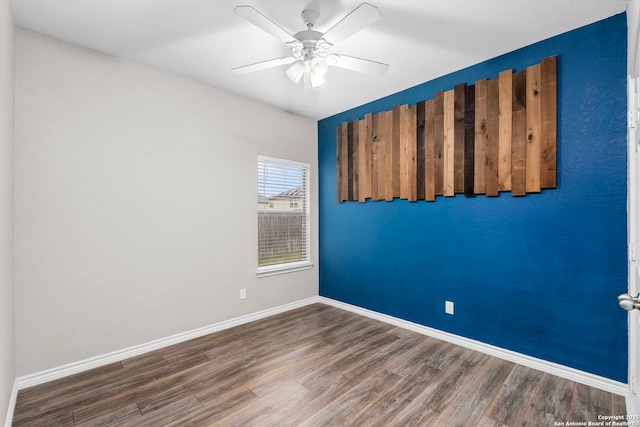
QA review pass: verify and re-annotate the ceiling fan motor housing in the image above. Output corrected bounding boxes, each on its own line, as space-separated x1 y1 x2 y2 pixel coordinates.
301 9 319 28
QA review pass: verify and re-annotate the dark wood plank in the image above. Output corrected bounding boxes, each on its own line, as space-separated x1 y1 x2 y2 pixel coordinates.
434 91 445 196
526 62 542 193
336 123 346 203
454 83 466 194
512 70 527 196
498 69 513 192
483 363 544 426
416 101 426 200
347 121 354 201
464 84 476 197
541 55 557 189
425 99 436 201
432 357 514 426
486 77 499 196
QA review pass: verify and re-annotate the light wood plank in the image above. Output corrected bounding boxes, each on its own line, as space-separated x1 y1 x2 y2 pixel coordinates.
380 110 394 201
443 89 455 196
404 104 418 201
352 119 360 201
512 70 527 196
371 113 380 200
392 105 401 198
358 117 371 202
526 62 542 193
434 91 445 196
416 101 426 200
498 69 513 191
475 79 488 194
486 77 499 196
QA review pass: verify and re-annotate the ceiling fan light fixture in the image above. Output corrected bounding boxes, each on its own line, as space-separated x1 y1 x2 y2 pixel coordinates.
311 57 329 76
310 70 326 88
286 61 305 83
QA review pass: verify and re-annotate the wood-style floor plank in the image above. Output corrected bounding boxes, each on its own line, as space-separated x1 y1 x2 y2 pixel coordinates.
12 304 626 426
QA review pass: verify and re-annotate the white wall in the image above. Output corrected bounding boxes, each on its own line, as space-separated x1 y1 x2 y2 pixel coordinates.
14 29 318 376
0 0 14 422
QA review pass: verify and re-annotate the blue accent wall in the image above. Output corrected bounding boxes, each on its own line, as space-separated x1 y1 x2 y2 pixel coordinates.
318 13 628 382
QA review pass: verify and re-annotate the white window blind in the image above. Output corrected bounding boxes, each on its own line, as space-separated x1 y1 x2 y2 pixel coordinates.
257 155 311 277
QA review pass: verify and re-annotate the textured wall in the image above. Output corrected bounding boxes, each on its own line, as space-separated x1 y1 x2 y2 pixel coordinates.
319 14 627 382
14 29 318 376
0 0 15 422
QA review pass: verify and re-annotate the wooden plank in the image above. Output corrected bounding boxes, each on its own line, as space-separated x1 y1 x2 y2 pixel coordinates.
454 83 466 194
526 63 541 193
425 99 436 201
392 105 401 198
433 92 445 196
352 119 360 201
416 101 426 200
358 116 372 202
512 70 527 196
405 104 418 201
381 110 394 201
485 78 499 197
443 89 455 197
464 84 475 197
398 105 408 199
498 69 513 192
371 113 380 200
347 121 354 201
540 55 557 188
474 79 487 195
336 123 346 203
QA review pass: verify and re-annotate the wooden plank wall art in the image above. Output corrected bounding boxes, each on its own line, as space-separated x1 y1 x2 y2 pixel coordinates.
336 56 557 203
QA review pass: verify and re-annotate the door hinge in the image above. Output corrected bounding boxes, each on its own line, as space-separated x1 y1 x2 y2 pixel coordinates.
632 375 637 394
631 243 636 262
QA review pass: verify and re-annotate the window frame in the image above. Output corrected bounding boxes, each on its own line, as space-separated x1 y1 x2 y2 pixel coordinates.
256 155 313 278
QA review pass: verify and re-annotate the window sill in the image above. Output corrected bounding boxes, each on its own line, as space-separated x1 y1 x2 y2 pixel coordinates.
256 261 314 278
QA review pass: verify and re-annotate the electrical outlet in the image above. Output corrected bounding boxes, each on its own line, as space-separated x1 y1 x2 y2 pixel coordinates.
240 288 246 300
445 301 454 315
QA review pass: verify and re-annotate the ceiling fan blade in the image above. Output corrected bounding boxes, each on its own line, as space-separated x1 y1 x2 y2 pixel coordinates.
322 3 381 45
328 54 389 75
234 5 295 44
232 57 296 75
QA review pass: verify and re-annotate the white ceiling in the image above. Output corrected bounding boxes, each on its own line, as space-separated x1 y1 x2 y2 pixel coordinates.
11 0 628 120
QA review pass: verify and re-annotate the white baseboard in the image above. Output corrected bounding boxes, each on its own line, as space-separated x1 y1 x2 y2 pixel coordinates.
4 379 17 427
13 295 627 402
318 297 628 396
15 297 321 390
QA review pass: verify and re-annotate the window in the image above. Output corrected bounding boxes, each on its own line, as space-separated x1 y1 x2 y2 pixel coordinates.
257 155 312 277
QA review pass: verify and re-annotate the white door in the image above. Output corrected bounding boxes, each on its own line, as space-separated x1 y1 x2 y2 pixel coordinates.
626 72 640 413
620 2 640 414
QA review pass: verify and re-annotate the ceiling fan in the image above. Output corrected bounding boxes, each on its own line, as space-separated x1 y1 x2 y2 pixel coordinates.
232 3 389 91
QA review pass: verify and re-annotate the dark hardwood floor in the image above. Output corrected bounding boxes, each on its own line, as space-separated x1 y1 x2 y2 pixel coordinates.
12 303 626 426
